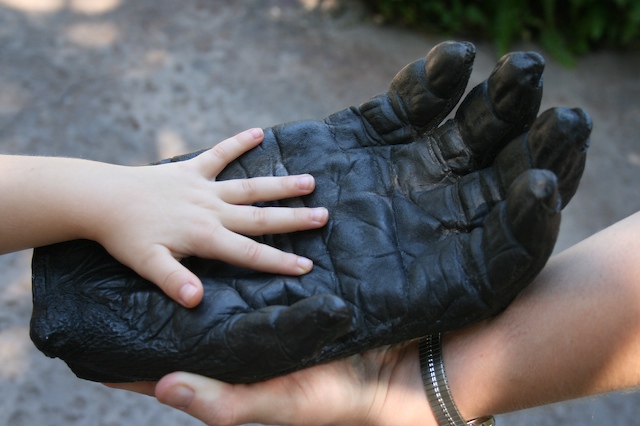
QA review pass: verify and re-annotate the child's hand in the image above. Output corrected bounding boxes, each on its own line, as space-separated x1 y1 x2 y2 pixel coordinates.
91 128 328 307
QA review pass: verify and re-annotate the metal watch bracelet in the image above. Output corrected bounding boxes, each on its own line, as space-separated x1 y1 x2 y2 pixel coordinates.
419 334 496 426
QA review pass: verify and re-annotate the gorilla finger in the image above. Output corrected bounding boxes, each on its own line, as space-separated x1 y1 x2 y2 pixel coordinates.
482 169 561 307
390 40 476 129
456 51 545 166
494 107 592 208
356 41 475 145
221 295 352 383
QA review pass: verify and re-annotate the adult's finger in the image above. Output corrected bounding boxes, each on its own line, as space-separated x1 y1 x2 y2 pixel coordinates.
155 346 405 426
155 373 285 426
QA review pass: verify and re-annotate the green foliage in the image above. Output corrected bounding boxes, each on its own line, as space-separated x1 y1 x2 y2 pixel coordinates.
365 0 640 66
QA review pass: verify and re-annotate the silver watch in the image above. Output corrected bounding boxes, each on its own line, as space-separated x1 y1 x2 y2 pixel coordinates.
419 334 496 426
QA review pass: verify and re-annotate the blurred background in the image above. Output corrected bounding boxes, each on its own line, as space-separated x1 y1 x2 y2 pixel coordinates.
1 0 639 424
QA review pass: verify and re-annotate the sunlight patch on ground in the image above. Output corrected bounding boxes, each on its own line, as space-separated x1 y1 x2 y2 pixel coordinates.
0 327 31 380
65 21 118 47
0 0 63 13
70 0 120 15
0 83 31 116
157 128 188 159
0 0 121 14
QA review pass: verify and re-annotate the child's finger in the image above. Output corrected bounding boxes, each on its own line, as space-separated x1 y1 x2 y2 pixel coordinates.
221 205 328 236
194 128 264 178
205 228 315 276
132 246 204 308
215 174 316 205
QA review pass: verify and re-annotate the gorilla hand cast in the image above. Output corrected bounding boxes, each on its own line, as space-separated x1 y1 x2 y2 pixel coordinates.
30 42 591 383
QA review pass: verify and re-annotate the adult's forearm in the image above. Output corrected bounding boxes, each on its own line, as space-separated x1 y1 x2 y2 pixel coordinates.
444 211 640 419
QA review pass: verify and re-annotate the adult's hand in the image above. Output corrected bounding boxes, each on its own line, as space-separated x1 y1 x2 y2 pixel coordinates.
109 341 434 426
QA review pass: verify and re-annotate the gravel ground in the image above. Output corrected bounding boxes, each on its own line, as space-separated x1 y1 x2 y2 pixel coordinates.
1 1 639 424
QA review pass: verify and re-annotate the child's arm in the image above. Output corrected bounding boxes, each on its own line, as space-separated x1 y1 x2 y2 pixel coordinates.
0 128 328 307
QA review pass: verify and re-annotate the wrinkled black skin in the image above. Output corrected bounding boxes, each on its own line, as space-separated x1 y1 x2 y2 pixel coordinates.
30 42 592 383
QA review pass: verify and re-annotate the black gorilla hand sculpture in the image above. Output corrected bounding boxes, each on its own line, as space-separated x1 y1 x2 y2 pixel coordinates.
30 42 591 383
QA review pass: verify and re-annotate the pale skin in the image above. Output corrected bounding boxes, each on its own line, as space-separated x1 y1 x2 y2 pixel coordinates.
0 128 328 308
111 212 640 425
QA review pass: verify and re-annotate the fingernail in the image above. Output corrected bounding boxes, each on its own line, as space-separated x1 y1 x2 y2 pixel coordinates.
297 174 315 190
179 283 198 306
163 384 194 410
248 128 263 139
297 257 313 273
311 207 328 223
